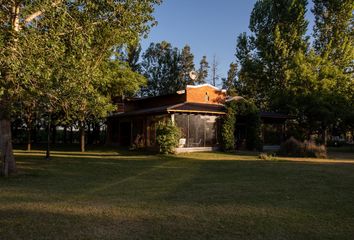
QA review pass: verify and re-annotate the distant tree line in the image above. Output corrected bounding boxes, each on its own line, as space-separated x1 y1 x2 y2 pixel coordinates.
119 41 211 96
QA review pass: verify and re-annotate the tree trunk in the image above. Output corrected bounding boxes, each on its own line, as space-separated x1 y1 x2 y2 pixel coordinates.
27 127 31 151
46 114 51 160
323 128 328 146
0 3 21 176
79 122 85 152
0 89 16 177
0 118 16 176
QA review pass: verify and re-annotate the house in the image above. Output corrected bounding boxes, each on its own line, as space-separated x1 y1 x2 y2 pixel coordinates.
106 84 290 152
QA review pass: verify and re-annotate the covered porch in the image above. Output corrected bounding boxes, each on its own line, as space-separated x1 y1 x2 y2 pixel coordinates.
106 102 225 151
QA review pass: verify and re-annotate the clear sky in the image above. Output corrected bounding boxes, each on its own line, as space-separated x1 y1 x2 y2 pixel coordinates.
141 0 314 86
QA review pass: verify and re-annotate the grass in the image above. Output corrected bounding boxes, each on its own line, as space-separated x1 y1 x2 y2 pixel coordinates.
1 148 354 240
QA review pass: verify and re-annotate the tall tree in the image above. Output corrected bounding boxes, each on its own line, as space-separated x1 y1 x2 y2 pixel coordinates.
313 0 354 66
235 33 266 106
235 0 353 142
127 43 143 73
141 41 181 96
310 0 354 141
141 42 206 96
178 45 195 87
0 0 160 176
222 62 238 96
196 56 210 84
312 0 353 92
117 42 142 73
237 0 309 109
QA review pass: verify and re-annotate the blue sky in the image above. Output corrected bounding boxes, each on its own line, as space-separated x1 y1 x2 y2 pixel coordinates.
141 0 315 86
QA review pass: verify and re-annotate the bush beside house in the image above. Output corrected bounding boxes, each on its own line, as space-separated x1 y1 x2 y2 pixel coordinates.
156 120 181 154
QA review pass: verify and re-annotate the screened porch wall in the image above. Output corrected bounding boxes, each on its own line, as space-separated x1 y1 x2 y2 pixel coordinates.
174 113 219 148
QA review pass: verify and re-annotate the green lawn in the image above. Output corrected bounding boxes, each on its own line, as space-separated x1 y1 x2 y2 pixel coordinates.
1 149 354 240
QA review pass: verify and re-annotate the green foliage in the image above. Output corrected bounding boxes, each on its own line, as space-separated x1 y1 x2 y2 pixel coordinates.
245 0 309 104
313 0 354 67
141 42 203 96
1 0 161 114
156 120 181 154
101 60 147 98
115 42 143 73
221 99 262 152
235 99 262 151
236 0 309 106
196 56 210 84
235 33 267 108
221 101 237 151
126 43 143 72
0 0 161 169
141 41 181 96
179 45 196 86
236 0 353 142
222 62 238 96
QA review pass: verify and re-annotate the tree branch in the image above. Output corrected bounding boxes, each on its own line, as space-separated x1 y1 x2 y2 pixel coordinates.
23 0 62 25
12 3 20 32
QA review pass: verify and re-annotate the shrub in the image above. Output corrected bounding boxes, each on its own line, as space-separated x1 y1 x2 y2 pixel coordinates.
259 153 276 161
279 137 327 158
156 120 181 154
278 137 304 157
304 140 327 158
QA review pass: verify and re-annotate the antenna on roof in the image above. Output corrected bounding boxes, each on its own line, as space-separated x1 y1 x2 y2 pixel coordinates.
189 71 198 81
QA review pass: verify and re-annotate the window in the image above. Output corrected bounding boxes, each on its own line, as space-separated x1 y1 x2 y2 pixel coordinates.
175 113 218 148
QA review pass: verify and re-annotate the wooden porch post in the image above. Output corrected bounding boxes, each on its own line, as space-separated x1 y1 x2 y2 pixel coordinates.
171 114 175 123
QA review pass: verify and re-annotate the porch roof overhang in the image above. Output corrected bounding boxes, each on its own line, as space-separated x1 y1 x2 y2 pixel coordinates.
167 102 226 115
109 103 294 122
110 102 226 118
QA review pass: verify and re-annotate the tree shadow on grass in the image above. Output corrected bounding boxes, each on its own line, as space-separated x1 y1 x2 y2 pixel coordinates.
0 207 153 240
156 158 354 239
161 157 354 205
1 196 352 240
0 155 169 205
14 144 158 156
